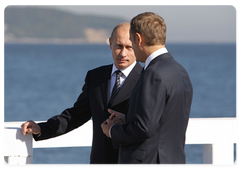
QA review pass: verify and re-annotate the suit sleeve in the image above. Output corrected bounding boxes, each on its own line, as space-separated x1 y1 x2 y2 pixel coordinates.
111 70 166 147
33 72 92 141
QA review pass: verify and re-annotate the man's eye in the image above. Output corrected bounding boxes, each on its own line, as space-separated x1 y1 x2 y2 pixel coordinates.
126 46 133 50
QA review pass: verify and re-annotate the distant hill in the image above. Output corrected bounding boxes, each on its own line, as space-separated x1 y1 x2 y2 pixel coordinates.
4 6 126 44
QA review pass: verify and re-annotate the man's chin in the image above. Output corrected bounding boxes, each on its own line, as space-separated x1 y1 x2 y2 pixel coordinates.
116 63 128 70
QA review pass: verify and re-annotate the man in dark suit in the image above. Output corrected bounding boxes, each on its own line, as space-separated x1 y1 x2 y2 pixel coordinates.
102 12 193 164
21 22 142 164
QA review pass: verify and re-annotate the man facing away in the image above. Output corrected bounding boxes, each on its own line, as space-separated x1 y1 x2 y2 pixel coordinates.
21 22 143 164
102 12 193 164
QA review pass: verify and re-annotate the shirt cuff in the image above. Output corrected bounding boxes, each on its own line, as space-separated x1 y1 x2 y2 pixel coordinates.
33 133 41 138
109 125 114 138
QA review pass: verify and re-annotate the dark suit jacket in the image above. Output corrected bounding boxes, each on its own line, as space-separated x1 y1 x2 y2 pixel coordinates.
111 53 193 164
33 62 142 164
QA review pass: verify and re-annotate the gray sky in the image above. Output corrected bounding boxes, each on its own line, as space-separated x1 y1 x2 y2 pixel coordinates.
3 3 237 43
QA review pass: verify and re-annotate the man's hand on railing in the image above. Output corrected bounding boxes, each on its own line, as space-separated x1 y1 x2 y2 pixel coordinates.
21 120 41 135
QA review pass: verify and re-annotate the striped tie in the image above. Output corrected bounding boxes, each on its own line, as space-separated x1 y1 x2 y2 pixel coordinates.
109 70 123 106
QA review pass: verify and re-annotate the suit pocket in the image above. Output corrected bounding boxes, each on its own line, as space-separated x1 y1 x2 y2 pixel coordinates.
130 150 146 162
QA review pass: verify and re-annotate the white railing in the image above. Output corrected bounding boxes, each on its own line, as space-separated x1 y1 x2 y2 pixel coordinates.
4 118 237 165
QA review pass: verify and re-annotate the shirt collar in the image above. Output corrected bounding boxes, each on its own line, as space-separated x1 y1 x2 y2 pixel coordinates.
111 60 137 77
144 47 168 69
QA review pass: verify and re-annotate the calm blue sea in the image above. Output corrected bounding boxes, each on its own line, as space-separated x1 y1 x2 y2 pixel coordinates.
4 43 236 164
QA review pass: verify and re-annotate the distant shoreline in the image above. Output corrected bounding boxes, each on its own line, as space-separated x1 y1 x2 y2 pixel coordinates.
4 37 110 45
4 39 235 45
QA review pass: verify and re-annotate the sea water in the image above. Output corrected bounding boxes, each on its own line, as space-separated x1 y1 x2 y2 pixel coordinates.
4 43 236 164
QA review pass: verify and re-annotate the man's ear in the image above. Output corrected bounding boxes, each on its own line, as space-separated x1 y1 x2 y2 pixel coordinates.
109 37 112 49
136 33 144 46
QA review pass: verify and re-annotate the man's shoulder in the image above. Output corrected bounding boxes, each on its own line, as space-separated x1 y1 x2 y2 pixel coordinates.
91 64 112 71
134 62 143 74
88 64 112 75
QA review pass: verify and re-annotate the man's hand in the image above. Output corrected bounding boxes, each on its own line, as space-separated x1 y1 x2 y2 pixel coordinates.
21 120 41 135
108 109 125 125
101 119 115 138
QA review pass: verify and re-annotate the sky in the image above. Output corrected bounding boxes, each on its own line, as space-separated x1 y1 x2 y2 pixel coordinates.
0 1 238 43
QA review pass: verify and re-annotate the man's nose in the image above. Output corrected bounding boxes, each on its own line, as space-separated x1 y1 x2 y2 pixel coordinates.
120 48 127 57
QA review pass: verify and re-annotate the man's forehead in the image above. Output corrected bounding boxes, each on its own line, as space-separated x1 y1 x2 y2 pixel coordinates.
115 38 132 45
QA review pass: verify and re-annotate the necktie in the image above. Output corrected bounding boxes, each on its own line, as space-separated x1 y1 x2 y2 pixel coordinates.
109 70 123 105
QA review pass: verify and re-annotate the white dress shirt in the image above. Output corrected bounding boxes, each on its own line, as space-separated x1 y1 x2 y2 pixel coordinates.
144 47 168 70
110 60 137 96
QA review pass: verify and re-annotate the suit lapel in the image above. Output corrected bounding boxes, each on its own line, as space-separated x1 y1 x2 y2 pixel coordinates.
100 65 112 107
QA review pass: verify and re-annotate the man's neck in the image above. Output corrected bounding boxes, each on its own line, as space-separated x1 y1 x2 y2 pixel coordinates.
143 45 166 59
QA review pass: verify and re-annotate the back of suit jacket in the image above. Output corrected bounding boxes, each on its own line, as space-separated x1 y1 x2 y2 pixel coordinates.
111 53 193 164
33 62 142 164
